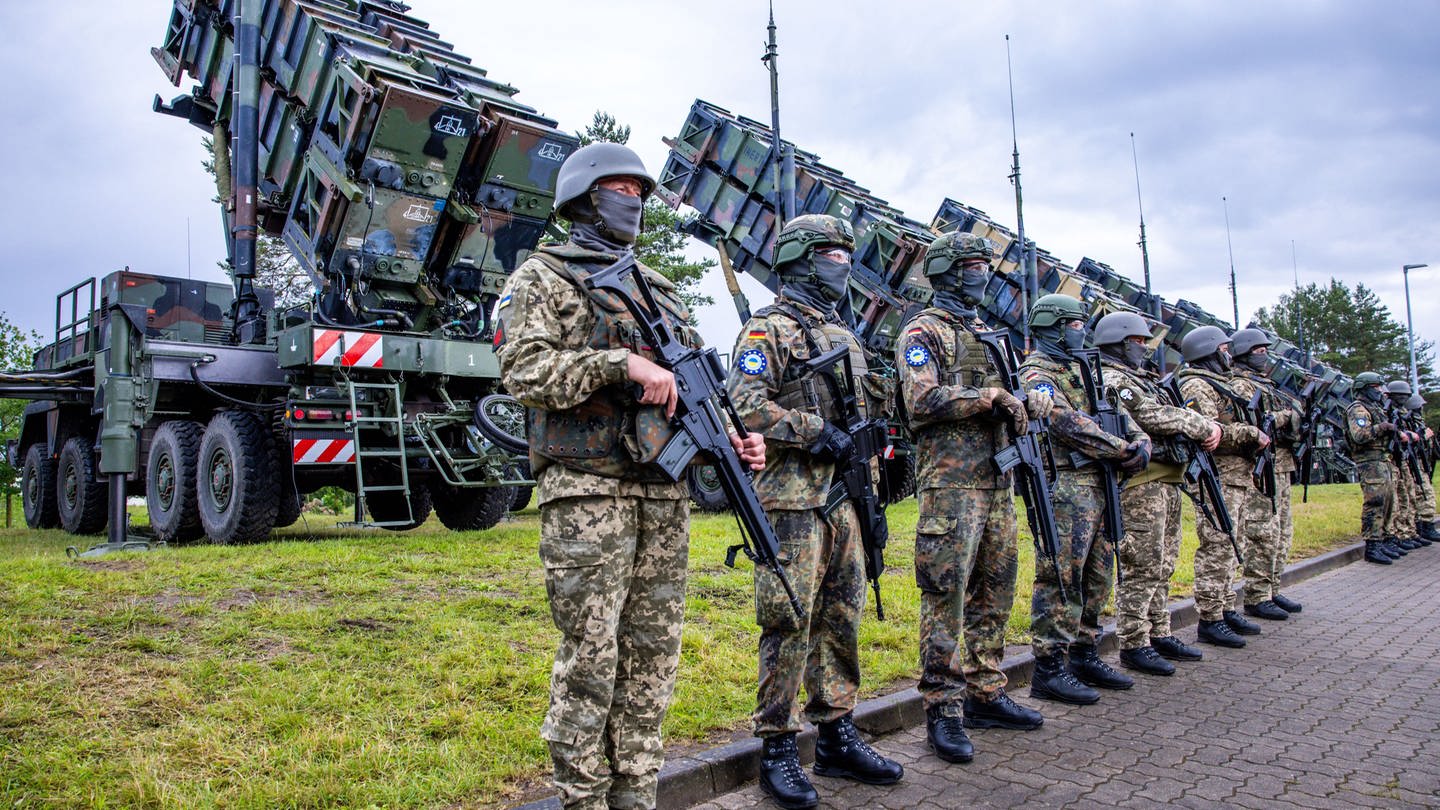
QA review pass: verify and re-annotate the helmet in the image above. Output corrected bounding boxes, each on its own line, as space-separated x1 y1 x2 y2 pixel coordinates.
1386 379 1413 396
1180 325 1231 362
1093 311 1151 347
1409 393 1426 410
773 214 855 268
923 231 993 277
1029 294 1087 329
1354 371 1385 386
1230 328 1273 358
554 143 656 219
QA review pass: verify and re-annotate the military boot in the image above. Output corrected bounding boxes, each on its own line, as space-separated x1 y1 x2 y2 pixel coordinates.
1271 593 1303 613
1364 540 1394 565
1394 536 1422 551
1243 600 1289 621
1151 635 1204 661
1030 654 1100 705
1069 643 1135 690
1409 534 1433 547
759 733 817 810
1223 609 1261 636
1419 521 1440 541
1197 619 1246 648
1380 538 1407 558
813 715 903 785
1119 645 1176 676
925 706 973 763
963 691 1043 731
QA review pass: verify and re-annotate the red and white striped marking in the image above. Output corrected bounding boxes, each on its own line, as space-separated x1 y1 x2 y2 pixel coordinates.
313 329 384 368
292 438 356 464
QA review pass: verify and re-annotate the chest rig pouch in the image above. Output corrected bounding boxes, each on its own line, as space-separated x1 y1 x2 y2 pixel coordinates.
761 302 870 424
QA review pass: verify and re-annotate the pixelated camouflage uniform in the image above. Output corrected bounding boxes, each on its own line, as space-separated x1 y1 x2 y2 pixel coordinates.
1231 370 1298 604
726 295 871 737
1020 354 1145 659
897 308 1019 713
1385 406 1422 536
497 243 696 810
1345 399 1394 543
1101 359 1216 649
1178 367 1269 621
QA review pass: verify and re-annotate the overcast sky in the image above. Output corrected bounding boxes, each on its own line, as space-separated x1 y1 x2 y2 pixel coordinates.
1 0 1436 365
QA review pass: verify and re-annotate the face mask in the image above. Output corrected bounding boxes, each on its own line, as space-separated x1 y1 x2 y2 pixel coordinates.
1240 354 1271 374
1122 341 1149 369
1062 325 1087 353
959 267 988 305
592 187 644 245
1217 349 1233 371
810 255 851 304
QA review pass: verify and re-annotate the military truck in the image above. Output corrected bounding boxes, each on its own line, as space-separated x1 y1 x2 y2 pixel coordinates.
4 0 578 547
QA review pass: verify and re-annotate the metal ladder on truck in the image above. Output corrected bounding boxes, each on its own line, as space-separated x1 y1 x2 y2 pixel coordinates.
340 378 416 528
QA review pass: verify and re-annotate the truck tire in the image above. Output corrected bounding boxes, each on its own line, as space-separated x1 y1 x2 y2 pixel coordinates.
688 465 729 513
432 482 514 531
56 437 107 535
273 488 303 529
198 411 280 544
21 444 59 529
146 420 205 544
366 484 433 531
510 485 533 511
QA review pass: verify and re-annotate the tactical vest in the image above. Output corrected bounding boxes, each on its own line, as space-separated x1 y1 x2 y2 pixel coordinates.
523 247 693 481
1346 399 1389 462
758 302 870 424
1103 360 1185 467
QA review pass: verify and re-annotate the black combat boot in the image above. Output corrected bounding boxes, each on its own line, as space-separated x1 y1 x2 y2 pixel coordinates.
1119 645 1176 676
1364 540 1394 565
963 690 1043 730
1069 643 1135 690
1419 521 1440 541
813 714 903 785
1030 654 1100 705
1243 600 1289 621
1151 635 1204 661
1271 592 1303 613
1380 538 1407 558
1197 619 1246 648
1394 536 1422 551
1223 609 1261 636
1410 534 1433 547
925 706 974 763
759 733 818 810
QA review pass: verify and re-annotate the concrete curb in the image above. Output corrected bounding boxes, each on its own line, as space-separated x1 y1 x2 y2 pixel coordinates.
514 541 1364 810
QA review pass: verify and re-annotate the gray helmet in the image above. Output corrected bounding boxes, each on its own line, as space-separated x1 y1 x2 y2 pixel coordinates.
1093 311 1151 347
1230 328 1273 358
1181 325 1231 362
1354 371 1385 386
773 214 855 268
1386 379 1413 396
923 231 993 277
554 143 656 219
1029 293 1087 329
1409 393 1426 410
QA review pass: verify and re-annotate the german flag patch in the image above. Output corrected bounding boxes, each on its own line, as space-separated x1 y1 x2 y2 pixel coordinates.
746 329 767 340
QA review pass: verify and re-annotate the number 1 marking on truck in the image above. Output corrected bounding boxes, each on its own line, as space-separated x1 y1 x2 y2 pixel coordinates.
468 354 474 366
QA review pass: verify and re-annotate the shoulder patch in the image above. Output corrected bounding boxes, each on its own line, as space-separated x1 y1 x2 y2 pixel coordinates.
1355 417 1369 427
903 344 930 368
1184 398 1197 409
738 348 768 376
1119 387 1135 401
746 328 767 340
1034 382 1056 396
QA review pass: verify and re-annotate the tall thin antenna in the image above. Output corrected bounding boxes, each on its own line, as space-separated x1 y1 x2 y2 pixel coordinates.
186 217 193 279
1223 196 1240 329
762 1 794 222
1291 240 1308 368
1130 133 1161 372
1005 34 1032 349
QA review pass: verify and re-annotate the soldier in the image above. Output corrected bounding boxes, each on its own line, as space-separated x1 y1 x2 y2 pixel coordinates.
896 232 1049 765
1177 326 1272 647
1346 373 1405 564
1384 380 1429 550
1406 392 1440 541
1229 329 1305 619
1020 294 1150 705
726 214 903 810
1093 312 1221 675
495 143 767 810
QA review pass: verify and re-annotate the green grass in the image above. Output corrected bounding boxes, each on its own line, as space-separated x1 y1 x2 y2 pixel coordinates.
0 480 1376 808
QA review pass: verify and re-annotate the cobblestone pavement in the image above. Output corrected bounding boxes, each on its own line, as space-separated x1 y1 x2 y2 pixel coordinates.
692 550 1440 809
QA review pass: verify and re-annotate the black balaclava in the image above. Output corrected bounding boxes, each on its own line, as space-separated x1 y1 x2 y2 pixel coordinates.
1360 385 1384 404
1102 340 1149 370
567 189 643 254
931 262 986 319
1197 347 1233 375
1034 324 1086 361
1238 352 1272 375
781 253 849 315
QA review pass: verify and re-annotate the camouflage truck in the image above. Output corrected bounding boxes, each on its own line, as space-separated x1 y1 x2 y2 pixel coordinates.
3 0 580 548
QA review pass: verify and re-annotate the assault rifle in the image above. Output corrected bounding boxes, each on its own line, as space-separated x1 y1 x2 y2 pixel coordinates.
975 330 1064 598
586 253 805 619
1072 349 1128 575
806 344 890 620
1160 372 1241 563
1294 376 1336 503
1248 391 1278 514
1386 403 1426 486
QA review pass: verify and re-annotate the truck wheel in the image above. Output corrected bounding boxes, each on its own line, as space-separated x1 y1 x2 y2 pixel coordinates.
21 444 59 529
688 465 729 513
366 484 433 531
146 420 205 544
56 437 107 535
432 482 514 531
198 411 280 544
274 487 303 529
510 486 533 511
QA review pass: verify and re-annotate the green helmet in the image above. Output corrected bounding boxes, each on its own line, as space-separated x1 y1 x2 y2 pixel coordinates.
1029 294 1087 330
1180 325 1231 362
1354 371 1385 386
1230 328 1273 358
554 143 655 219
1093 311 1151 347
1386 379 1413 396
923 231 993 277
773 214 855 268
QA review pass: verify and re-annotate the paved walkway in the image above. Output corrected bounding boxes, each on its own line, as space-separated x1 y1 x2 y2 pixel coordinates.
692 549 1440 809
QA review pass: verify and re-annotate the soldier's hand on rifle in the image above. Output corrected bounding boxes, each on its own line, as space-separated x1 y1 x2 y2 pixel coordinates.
1201 423 1223 452
1256 431 1272 449
1427 427 1435 440
1119 439 1151 474
992 389 1029 436
1377 421 1396 434
1025 387 1054 420
627 353 678 418
808 423 856 463
731 432 767 471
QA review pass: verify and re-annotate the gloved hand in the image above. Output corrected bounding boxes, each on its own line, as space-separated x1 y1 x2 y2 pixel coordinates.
808 423 856 463
1119 439 1151 474
1377 421 1396 434
1025 388 1054 420
992 390 1029 436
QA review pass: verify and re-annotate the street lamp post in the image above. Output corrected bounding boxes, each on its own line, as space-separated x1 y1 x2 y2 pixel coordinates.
1403 263 1427 391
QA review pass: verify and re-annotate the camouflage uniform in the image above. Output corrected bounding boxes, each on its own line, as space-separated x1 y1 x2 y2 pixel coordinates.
497 243 696 810
898 307 1019 712
1178 368 1269 622
1345 399 1394 543
1386 413 1420 536
1230 370 1297 604
1101 359 1216 649
1020 354 1144 659
726 295 870 737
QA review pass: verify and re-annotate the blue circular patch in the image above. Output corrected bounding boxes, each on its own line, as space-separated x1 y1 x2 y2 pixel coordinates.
1356 417 1368 427
904 344 930 368
738 348 768 376
1033 382 1056 396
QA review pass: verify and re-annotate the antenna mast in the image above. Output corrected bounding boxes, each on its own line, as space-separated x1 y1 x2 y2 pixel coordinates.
1130 133 1161 372
1223 196 1240 329
763 2 795 222
1005 35 1032 349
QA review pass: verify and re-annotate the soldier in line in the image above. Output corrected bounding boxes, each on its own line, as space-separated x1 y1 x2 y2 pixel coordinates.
726 215 904 810
1020 295 1150 705
896 232 1049 765
1229 329 1305 619
1346 373 1406 564
1406 393 1440 541
1092 313 1221 675
1384 380 1430 551
495 144 767 810
1177 327 1272 647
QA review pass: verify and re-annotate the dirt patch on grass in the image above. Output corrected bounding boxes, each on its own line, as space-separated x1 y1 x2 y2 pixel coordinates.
71 559 145 573
336 617 395 632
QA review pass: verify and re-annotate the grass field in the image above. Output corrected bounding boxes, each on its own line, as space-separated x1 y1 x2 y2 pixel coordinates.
0 481 1381 808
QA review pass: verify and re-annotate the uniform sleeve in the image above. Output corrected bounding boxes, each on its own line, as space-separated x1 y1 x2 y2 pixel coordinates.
1024 367 1129 459
1107 370 1215 441
496 262 629 411
1345 403 1383 445
1181 377 1260 451
897 320 992 427
725 316 825 447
